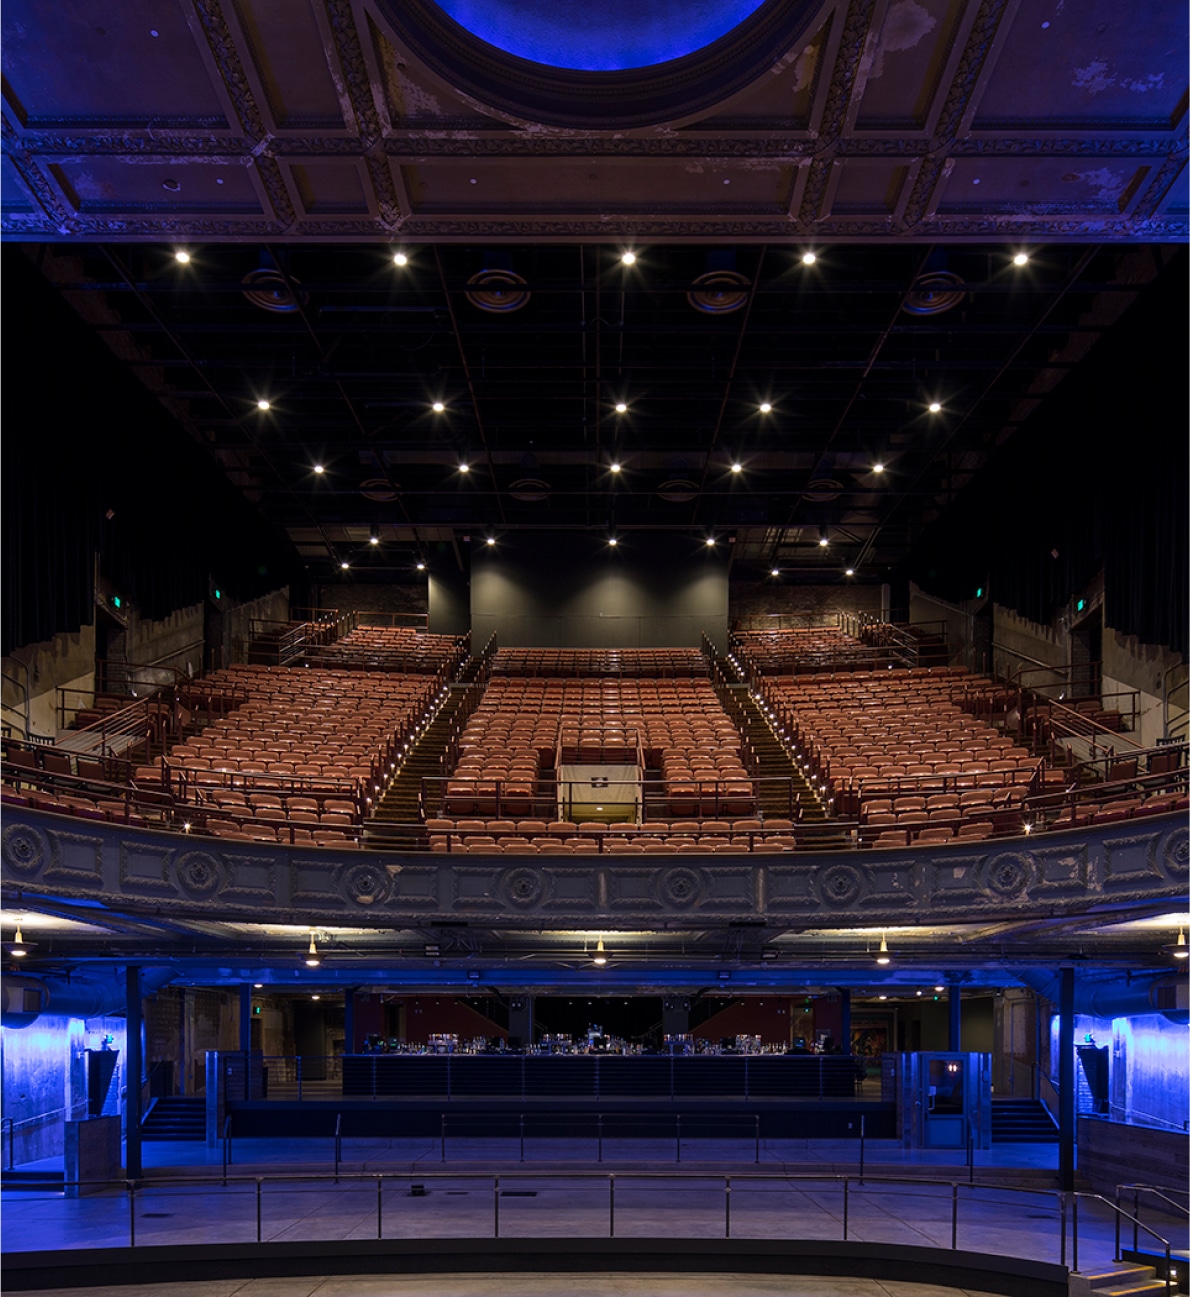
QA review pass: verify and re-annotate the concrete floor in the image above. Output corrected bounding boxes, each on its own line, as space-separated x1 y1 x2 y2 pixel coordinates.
9 1271 1026 1291
5 1139 1185 1295
9 1276 1031 1297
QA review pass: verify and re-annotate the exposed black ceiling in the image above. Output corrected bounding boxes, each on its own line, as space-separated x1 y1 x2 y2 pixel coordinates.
20 238 1182 583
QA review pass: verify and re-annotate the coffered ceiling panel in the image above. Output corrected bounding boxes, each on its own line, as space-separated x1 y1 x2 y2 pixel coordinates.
1 0 1182 241
972 0 1188 131
229 0 349 131
1 0 229 128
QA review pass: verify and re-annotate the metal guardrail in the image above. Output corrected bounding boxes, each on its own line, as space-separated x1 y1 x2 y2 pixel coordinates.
3 1170 1090 1264
1074 1192 1176 1295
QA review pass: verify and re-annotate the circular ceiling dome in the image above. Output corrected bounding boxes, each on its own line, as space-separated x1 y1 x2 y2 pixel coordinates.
379 0 821 128
433 0 768 71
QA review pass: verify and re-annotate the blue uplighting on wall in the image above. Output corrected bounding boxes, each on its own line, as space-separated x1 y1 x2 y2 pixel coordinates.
433 0 769 70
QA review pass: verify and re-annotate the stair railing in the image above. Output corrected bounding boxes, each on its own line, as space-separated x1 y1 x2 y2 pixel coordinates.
1071 1192 1175 1295
1115 1184 1190 1270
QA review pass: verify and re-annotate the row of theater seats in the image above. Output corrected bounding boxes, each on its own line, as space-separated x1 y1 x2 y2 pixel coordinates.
757 667 1055 816
1050 792 1186 828
445 671 752 819
491 648 706 677
731 628 887 676
305 625 464 674
135 665 443 828
1 787 148 826
426 817 797 853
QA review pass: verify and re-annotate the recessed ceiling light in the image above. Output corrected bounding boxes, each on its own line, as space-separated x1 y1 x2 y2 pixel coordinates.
311 994 321 1001
1013 252 1029 266
845 567 855 577
770 568 780 577
759 402 772 414
609 461 621 474
340 561 349 570
801 251 816 265
257 398 270 411
174 249 191 264
705 537 716 547
620 251 636 266
393 251 409 266
608 537 618 547
313 464 325 474
253 983 263 989
432 401 445 413
416 561 426 571
614 402 627 414
486 537 496 546
458 462 470 473
928 401 942 413
818 536 829 548
873 462 884 474
369 535 380 546
731 462 743 474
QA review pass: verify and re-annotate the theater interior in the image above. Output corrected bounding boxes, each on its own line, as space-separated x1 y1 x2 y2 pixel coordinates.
1 1 1187 1294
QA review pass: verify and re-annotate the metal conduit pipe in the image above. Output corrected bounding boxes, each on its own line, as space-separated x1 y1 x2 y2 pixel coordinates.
1 967 178 1028
1016 969 1188 1024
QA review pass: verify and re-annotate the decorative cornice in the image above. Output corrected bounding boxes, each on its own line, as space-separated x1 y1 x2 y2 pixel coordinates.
797 0 877 224
8 131 1183 161
901 0 1012 231
3 809 1184 930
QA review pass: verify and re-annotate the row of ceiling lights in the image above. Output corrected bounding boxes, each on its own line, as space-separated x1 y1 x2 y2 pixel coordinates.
254 397 946 420
174 248 1034 272
328 533 849 575
292 927 1190 971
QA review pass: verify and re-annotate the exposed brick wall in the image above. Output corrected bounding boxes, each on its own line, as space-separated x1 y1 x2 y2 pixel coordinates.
729 583 883 625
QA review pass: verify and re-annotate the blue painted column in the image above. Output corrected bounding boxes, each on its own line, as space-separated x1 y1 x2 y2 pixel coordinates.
125 965 142 1180
1059 966 1075 1192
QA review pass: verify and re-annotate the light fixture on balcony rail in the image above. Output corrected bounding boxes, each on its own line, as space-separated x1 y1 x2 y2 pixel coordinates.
591 938 608 966
1171 929 1189 960
304 933 321 967
9 921 30 957
875 933 891 965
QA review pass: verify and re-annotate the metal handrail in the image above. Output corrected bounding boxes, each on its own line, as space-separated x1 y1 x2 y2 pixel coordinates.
2 656 31 739
1073 1191 1175 1296
3 1169 1073 1264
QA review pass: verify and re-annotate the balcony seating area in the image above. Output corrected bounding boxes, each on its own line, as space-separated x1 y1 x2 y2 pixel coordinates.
436 651 754 823
306 625 466 675
757 666 1060 843
425 817 797 854
131 664 444 846
731 627 884 676
491 648 706 678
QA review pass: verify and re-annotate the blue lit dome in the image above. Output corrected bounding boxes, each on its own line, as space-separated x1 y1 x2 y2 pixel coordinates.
377 0 820 128
432 0 769 70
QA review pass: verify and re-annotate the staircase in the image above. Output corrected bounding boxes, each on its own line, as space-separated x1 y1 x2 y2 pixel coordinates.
731 680 848 850
364 680 483 851
1070 1262 1176 1297
990 1097 1059 1143
141 1095 205 1141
